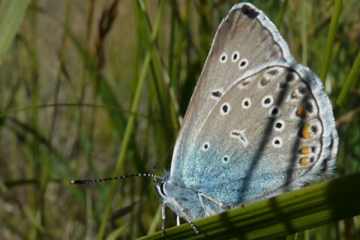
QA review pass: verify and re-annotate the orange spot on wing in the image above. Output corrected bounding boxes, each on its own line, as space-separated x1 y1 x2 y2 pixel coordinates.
299 157 310 167
300 146 311 155
301 124 312 139
296 106 306 118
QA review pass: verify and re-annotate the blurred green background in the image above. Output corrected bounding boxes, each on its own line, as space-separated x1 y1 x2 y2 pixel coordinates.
0 0 359 239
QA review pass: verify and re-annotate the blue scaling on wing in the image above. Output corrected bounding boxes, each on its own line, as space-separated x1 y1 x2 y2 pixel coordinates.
155 2 338 223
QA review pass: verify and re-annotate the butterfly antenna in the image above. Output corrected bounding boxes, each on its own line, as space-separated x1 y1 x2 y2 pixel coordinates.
70 173 160 185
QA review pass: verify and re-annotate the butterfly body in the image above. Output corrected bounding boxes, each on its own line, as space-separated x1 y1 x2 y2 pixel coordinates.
156 3 338 222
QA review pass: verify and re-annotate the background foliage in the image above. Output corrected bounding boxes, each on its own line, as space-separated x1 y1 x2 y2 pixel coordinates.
0 0 359 239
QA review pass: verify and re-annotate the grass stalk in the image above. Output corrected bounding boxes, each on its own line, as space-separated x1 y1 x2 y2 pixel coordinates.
139 173 360 240
96 3 165 233
0 0 30 62
96 52 151 239
336 51 360 106
319 0 342 81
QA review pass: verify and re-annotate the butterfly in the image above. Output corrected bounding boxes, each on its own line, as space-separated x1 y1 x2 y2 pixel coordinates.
154 2 338 230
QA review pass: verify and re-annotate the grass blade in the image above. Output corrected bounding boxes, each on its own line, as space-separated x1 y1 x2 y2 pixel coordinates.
97 51 151 240
336 51 360 106
0 0 30 62
136 0 180 133
320 0 343 81
139 173 360 240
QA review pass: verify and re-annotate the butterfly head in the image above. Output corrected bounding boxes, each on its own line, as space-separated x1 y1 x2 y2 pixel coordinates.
154 174 169 200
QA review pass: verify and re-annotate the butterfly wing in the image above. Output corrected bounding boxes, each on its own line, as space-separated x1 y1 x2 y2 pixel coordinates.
169 3 338 206
179 64 337 205
170 3 292 182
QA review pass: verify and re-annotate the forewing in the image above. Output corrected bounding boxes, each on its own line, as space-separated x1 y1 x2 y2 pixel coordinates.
170 3 293 182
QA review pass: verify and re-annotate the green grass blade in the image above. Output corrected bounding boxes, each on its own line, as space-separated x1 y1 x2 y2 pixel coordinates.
106 224 128 240
139 173 360 240
336 51 360 106
0 0 30 62
147 206 162 235
97 51 151 240
136 0 180 132
275 0 288 31
300 1 310 65
320 0 343 81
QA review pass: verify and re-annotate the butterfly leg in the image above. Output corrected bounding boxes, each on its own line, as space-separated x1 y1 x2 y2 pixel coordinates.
198 192 228 216
170 199 199 234
161 203 166 235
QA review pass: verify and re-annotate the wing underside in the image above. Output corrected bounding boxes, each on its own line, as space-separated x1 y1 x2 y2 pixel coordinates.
170 3 293 181
168 3 338 206
180 64 337 204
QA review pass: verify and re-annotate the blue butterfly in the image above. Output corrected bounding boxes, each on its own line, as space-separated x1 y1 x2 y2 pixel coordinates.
155 2 338 230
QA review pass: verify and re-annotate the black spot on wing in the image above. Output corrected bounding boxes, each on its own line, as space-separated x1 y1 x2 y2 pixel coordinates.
211 90 222 98
241 5 259 19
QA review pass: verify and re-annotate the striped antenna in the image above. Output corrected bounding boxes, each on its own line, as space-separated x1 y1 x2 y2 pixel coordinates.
70 173 160 185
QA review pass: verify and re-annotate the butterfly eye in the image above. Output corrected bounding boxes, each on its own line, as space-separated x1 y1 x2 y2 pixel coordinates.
231 51 240 62
219 53 228 63
238 59 249 69
156 182 167 197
